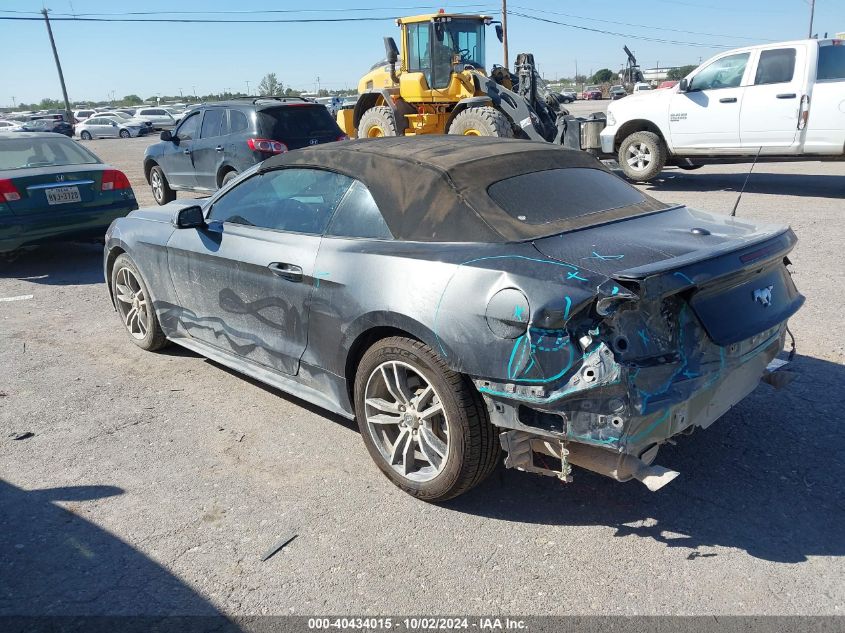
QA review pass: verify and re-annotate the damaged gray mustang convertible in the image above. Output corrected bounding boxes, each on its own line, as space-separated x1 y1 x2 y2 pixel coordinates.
105 136 803 501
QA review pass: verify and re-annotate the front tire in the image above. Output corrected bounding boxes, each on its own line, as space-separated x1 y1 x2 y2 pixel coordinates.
354 337 500 502
80 131 92 140
119 129 130 139
618 131 668 182
149 165 176 205
111 254 169 351
448 106 513 137
357 106 398 138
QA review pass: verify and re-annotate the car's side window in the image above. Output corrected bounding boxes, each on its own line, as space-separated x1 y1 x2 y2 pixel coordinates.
326 181 393 240
176 112 201 140
754 48 796 85
200 109 225 139
208 168 354 235
228 109 249 134
688 53 750 91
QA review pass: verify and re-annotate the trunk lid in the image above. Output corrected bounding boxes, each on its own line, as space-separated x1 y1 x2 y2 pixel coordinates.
532 206 804 345
3 165 122 215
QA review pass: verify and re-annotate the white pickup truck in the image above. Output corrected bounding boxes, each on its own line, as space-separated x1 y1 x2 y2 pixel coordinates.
600 38 845 181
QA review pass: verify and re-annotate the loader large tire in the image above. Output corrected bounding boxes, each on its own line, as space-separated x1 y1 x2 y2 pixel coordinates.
448 106 514 137
358 106 398 138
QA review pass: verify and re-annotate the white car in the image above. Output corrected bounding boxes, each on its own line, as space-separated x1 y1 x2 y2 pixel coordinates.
601 38 845 181
132 107 177 130
73 109 96 122
76 115 149 139
632 82 652 93
0 120 22 131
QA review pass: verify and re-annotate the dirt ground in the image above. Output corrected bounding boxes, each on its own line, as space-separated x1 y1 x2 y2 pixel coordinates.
1 126 843 618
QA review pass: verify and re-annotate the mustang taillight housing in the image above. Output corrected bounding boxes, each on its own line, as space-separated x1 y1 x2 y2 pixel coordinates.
0 179 21 202
101 169 131 191
247 138 288 154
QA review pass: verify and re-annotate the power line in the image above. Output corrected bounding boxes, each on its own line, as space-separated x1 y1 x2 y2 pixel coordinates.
510 4 776 42
508 11 737 48
49 4 495 17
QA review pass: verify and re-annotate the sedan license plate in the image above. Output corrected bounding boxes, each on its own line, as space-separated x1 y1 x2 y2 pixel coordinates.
45 186 81 205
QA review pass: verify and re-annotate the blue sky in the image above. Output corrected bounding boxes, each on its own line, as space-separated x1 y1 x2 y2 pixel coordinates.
1 0 843 106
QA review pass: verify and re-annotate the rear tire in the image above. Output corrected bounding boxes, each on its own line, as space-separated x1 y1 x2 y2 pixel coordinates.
80 131 92 140
448 106 513 137
149 165 176 205
354 337 500 502
220 169 238 187
111 254 169 352
357 106 398 138
618 131 667 182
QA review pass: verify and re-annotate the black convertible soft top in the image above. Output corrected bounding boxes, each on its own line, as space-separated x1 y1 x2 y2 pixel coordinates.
258 136 667 242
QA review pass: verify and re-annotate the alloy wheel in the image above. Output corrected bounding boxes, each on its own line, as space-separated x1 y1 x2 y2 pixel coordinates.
114 267 149 340
151 170 163 202
364 361 450 482
626 142 652 172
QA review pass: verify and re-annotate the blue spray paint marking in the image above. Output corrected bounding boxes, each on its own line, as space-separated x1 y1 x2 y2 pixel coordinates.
567 271 588 282
637 328 650 346
584 251 625 261
563 295 572 320
504 326 577 384
433 254 583 357
611 286 620 296
314 271 330 288
674 271 695 285
513 304 524 321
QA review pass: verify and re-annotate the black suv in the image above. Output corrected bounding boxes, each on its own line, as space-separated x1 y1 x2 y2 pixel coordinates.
143 97 345 205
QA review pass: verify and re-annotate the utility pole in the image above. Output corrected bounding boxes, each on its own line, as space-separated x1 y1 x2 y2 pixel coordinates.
808 0 815 38
11 96 16 108
41 9 73 124
502 0 509 70
245 80 250 95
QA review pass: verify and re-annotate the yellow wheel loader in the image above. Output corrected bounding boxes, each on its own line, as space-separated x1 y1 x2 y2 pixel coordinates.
338 12 604 150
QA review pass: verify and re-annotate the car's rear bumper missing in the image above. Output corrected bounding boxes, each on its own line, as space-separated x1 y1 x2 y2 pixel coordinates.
477 324 791 490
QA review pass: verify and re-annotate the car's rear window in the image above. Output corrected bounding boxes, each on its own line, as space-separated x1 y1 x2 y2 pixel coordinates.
487 168 645 225
818 43 845 80
257 106 339 139
0 136 100 170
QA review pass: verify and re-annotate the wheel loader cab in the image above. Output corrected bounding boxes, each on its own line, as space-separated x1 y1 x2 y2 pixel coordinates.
401 14 488 93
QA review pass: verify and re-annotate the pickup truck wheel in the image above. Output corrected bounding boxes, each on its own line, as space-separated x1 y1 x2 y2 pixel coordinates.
618 131 667 182
150 165 176 205
358 106 398 138
354 336 500 502
448 106 514 137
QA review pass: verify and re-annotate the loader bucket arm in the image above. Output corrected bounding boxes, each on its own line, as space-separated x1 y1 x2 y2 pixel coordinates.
472 71 551 142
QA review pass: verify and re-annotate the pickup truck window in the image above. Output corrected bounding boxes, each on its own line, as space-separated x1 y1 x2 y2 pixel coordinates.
689 53 749 91
754 48 796 85
817 44 845 80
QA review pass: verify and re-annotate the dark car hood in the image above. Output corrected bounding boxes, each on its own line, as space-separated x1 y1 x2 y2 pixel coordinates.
531 206 789 279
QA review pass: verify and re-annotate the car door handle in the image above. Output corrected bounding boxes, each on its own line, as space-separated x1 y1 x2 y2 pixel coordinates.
183 148 191 155
215 146 224 152
719 97 737 103
776 93 796 99
268 262 303 282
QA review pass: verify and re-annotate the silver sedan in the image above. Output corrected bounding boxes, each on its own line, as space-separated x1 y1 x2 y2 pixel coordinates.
76 116 149 139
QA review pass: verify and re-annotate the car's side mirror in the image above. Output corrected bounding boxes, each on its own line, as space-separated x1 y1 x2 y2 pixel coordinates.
160 130 173 141
111 121 118 127
383 37 399 65
172 205 205 229
495 24 504 43
678 78 689 92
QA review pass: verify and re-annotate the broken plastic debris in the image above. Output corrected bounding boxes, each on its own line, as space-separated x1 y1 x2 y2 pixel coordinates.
11 432 34 441
261 533 298 561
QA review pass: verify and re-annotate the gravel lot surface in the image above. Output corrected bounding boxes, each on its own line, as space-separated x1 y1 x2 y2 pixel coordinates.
1 119 843 617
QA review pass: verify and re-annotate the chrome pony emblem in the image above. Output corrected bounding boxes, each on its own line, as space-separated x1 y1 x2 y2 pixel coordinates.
753 285 773 307
55 174 65 182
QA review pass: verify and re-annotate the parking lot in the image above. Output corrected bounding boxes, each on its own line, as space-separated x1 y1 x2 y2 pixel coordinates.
1 125 844 617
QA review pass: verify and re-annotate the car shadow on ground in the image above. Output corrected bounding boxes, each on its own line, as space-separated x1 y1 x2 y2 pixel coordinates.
0 242 104 286
446 353 845 564
646 170 845 198
0 480 240 628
